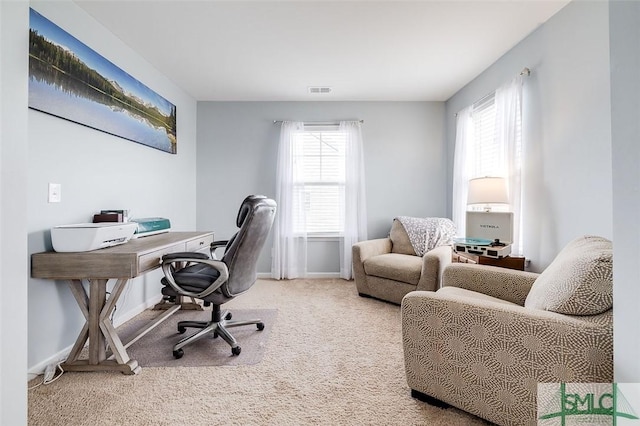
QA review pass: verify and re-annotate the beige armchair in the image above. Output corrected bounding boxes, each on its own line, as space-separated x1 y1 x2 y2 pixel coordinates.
352 218 454 305
401 235 613 426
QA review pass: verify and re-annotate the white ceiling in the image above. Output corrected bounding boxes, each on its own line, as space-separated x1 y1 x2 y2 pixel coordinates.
74 0 570 102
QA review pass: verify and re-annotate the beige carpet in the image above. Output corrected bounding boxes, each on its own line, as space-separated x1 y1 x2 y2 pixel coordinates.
121 308 277 367
28 279 491 425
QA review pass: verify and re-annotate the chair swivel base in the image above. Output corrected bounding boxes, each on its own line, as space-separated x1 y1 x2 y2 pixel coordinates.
172 307 264 359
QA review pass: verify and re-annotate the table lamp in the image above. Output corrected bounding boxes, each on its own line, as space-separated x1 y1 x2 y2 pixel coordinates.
467 176 509 212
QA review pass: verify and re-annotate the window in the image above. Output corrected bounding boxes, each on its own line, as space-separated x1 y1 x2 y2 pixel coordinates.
472 94 502 178
292 127 346 234
466 92 522 212
273 120 367 280
453 75 524 254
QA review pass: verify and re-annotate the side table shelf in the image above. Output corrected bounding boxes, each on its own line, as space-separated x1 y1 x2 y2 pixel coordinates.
453 251 525 271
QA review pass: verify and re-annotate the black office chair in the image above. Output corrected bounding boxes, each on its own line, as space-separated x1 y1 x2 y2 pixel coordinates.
160 195 276 358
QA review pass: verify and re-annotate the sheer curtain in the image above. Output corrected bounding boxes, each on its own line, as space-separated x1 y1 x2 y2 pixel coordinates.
340 121 368 280
495 75 524 255
452 75 524 253
271 121 307 279
452 105 474 237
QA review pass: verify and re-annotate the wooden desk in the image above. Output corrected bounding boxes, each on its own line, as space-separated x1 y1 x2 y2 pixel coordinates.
31 231 214 375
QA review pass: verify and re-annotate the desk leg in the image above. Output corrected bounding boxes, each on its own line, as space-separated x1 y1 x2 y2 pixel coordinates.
62 279 141 375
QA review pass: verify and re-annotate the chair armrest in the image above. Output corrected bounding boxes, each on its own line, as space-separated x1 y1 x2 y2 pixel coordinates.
442 263 539 305
210 240 228 259
416 245 452 291
352 238 392 262
352 238 392 288
161 256 229 299
162 252 209 262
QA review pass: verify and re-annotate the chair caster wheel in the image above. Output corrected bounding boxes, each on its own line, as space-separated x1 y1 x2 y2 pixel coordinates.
177 326 186 334
225 312 232 320
173 349 184 359
213 332 219 339
257 322 265 331
231 346 241 356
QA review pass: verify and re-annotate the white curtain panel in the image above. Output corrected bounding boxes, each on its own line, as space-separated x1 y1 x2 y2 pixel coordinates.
495 75 524 255
340 121 368 280
452 105 474 237
452 76 524 253
271 121 307 279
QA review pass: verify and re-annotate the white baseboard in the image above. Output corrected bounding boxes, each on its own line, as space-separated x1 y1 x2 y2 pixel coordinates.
257 272 341 279
27 294 164 381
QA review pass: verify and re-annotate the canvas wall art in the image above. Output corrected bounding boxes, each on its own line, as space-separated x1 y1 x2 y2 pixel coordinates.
28 8 177 154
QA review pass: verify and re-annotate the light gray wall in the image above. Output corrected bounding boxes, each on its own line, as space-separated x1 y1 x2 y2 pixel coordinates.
610 0 640 383
1 0 29 423
196 102 446 274
27 2 198 370
445 0 612 271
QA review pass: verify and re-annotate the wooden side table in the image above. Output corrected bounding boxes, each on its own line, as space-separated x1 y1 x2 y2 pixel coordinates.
477 255 525 271
453 251 525 271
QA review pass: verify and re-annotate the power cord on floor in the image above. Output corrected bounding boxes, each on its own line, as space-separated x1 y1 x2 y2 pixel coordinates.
28 360 66 390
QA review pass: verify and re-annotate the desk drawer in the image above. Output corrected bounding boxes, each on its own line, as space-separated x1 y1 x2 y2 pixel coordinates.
138 246 183 274
186 233 214 253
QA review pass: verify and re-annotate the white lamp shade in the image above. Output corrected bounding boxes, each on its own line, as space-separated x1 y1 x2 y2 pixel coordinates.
467 177 509 205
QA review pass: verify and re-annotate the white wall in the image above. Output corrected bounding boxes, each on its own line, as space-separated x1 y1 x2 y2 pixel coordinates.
610 0 640 383
196 101 446 274
0 1 29 423
445 0 612 271
27 2 198 371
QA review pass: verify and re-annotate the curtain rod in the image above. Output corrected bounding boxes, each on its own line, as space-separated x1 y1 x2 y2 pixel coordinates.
273 120 364 126
454 67 531 117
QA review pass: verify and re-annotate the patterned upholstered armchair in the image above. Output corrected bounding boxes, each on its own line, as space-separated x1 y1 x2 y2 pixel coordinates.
401 235 613 426
352 217 456 305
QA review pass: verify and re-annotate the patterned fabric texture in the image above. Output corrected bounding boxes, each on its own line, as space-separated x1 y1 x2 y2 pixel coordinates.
525 235 613 315
395 217 457 257
401 246 613 426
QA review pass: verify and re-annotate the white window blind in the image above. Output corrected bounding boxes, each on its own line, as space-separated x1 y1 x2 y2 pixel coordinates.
293 128 346 234
471 94 501 177
468 91 522 212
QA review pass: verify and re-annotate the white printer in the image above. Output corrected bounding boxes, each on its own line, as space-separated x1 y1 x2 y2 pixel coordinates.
51 222 138 252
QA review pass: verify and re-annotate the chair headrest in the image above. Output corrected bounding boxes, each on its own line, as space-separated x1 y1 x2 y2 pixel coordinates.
236 195 269 228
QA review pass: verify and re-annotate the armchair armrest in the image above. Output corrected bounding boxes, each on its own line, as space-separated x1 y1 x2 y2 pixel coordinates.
352 238 392 262
442 263 539 306
352 238 392 290
416 245 452 291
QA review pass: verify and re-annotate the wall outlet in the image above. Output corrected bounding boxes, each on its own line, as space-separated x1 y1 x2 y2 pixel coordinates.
48 183 61 203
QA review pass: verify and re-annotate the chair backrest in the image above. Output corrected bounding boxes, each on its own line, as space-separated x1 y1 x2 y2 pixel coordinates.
220 195 277 297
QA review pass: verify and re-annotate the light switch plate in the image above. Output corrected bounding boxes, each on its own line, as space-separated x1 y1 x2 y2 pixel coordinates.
48 183 61 203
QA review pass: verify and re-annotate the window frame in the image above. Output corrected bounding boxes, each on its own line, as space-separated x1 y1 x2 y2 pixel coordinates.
292 125 347 237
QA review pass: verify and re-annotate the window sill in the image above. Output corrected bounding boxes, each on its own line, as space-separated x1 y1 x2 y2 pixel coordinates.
308 234 343 242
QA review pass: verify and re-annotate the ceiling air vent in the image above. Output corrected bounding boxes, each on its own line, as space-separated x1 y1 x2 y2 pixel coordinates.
308 86 332 94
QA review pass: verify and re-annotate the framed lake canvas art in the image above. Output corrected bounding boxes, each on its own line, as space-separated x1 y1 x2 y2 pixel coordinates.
28 8 177 154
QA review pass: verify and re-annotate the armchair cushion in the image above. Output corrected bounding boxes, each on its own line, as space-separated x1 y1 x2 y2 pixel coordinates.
525 235 613 315
364 253 422 285
390 219 415 255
